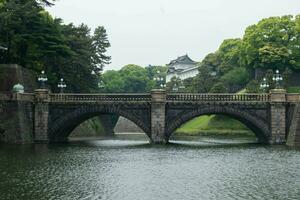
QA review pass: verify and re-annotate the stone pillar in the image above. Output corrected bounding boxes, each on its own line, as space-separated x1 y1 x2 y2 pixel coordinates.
98 114 119 136
34 89 50 143
269 89 286 144
151 89 167 144
286 104 300 147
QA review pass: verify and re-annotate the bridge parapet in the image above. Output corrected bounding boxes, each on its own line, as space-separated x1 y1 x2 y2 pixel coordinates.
287 94 300 103
17 93 35 102
0 92 35 102
49 93 152 103
0 93 12 101
167 93 270 102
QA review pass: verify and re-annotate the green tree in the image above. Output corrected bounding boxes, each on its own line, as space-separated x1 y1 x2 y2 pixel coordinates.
217 38 242 74
201 53 220 74
192 64 217 93
240 15 298 70
166 76 184 92
145 65 167 90
0 0 111 92
210 82 228 93
246 80 260 93
60 23 99 92
92 26 111 74
220 67 251 92
120 64 150 93
101 70 125 92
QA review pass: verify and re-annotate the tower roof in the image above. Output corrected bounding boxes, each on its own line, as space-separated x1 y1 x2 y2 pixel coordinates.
168 54 196 66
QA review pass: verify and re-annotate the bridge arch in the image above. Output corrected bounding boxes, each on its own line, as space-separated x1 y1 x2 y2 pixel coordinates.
48 105 150 142
166 105 270 143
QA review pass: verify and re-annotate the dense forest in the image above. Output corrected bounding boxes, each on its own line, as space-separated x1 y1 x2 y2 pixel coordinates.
0 0 110 92
190 14 300 93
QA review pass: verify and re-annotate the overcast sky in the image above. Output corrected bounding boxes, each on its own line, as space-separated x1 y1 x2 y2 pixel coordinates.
47 0 300 70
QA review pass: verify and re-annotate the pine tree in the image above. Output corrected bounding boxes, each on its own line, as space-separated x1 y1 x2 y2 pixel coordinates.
92 26 111 74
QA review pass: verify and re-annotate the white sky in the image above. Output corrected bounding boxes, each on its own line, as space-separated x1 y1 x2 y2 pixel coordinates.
47 0 300 70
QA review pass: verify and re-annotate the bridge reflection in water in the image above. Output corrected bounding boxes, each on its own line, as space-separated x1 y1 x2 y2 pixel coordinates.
0 89 299 146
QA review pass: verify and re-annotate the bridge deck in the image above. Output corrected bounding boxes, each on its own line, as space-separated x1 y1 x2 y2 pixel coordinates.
0 92 299 103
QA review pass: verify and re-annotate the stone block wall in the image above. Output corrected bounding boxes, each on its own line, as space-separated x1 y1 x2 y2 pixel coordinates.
34 103 49 142
287 104 300 146
0 64 37 92
0 101 33 143
114 116 143 133
270 103 286 144
269 89 287 144
151 90 167 144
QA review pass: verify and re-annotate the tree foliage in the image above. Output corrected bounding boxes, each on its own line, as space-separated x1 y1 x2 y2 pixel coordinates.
0 0 111 92
101 65 167 93
240 15 300 70
192 64 218 93
210 82 228 93
187 14 300 94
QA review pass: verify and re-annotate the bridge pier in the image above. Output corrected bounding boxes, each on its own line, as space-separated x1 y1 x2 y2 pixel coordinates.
150 89 168 144
34 89 50 143
287 104 300 146
269 89 286 144
98 114 119 136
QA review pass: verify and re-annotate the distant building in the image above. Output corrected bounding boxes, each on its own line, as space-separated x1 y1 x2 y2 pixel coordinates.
166 55 198 82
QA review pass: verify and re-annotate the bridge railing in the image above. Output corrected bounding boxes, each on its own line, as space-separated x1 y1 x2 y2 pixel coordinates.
50 93 152 103
166 93 270 102
286 94 300 102
17 93 35 102
0 93 12 101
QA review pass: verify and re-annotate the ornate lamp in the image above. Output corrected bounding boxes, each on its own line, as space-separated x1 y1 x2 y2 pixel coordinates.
154 70 166 89
57 78 67 93
260 78 269 92
37 70 48 89
272 70 283 89
172 83 178 92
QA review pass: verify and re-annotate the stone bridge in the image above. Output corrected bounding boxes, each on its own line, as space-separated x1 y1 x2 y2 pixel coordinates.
0 89 300 146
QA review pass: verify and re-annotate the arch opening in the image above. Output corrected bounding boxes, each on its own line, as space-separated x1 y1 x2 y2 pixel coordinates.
69 115 148 141
49 107 150 143
167 107 270 144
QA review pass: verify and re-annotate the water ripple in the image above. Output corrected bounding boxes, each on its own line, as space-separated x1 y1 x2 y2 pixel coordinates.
0 139 299 200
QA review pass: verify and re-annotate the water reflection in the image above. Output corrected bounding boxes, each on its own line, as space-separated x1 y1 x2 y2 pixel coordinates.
0 136 299 200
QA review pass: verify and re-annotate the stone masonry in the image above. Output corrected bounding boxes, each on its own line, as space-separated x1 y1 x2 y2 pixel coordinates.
269 89 287 144
1 88 300 146
34 89 50 142
287 104 300 146
151 89 167 144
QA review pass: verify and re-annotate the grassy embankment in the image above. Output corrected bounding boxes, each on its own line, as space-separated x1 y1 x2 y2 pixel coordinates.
287 86 300 93
71 117 105 137
175 115 254 137
176 87 300 137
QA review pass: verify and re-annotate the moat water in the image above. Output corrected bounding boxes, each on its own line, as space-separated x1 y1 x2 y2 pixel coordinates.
0 135 299 200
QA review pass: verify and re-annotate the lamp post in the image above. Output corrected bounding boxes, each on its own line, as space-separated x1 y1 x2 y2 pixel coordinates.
57 78 67 93
37 70 48 89
172 83 179 92
172 78 185 93
153 70 166 89
260 77 269 93
98 80 104 90
272 70 283 89
179 83 186 92
0 46 8 51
